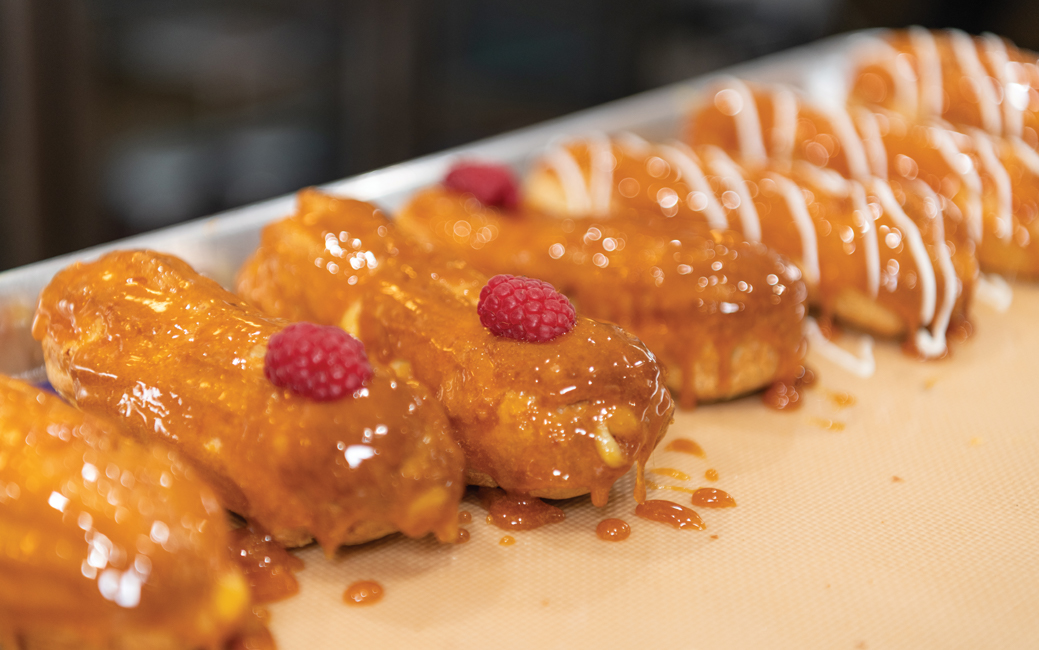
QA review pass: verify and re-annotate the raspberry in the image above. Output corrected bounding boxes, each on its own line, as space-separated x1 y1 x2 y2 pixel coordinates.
477 275 576 343
264 323 373 401
444 162 519 210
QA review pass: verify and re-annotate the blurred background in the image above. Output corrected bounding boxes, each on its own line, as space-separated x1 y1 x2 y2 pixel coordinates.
2 0 1038 271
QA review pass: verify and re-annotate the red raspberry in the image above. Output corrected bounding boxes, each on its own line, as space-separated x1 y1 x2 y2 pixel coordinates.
444 162 519 210
264 323 373 401
477 275 576 343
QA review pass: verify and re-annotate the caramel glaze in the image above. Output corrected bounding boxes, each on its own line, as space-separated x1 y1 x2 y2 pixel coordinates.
344 581 383 606
499 535 516 546
595 518 631 541
704 469 719 481
397 188 807 410
478 487 565 531
634 500 705 530
544 136 974 353
0 375 249 648
690 488 737 508
32 250 465 550
229 525 305 604
235 191 674 506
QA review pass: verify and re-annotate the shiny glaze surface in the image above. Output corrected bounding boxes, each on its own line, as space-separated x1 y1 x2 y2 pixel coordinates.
479 487 565 531
0 374 249 647
634 500 705 530
666 438 705 457
33 250 465 550
398 187 806 408
236 191 674 505
595 518 631 541
229 525 305 604
343 581 383 606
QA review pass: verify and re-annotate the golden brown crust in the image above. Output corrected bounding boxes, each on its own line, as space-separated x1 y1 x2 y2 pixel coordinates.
32 250 466 550
236 190 675 505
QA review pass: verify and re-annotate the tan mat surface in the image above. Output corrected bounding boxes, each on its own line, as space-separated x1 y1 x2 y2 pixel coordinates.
266 283 1039 650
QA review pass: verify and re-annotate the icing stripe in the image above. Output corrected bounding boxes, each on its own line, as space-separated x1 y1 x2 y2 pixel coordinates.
909 27 944 120
912 182 958 359
588 133 615 216
851 182 881 299
804 317 876 378
616 131 652 155
769 172 821 287
702 146 763 242
872 179 937 325
545 145 593 215
930 124 984 243
970 129 1014 242
950 29 1003 135
851 107 889 179
721 78 769 167
1011 135 1039 177
974 272 1013 313
853 35 919 117
771 87 799 164
823 105 873 182
658 142 729 230
981 32 1023 138
793 160 853 198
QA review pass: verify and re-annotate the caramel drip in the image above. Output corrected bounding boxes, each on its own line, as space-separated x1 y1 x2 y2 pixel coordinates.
344 581 384 606
690 488 737 508
705 469 720 481
479 487 565 531
229 525 305 604
595 518 632 541
634 500 706 530
666 438 705 457
499 535 516 546
455 528 471 544
650 467 692 481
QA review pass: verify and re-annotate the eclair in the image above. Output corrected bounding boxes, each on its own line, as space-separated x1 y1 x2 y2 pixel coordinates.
236 190 675 505
0 374 249 649
33 250 466 549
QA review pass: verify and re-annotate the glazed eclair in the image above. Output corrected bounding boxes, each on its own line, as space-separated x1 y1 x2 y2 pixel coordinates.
33 250 466 550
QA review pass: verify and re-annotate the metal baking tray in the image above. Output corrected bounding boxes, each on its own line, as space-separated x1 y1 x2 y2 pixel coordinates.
5 30 1039 649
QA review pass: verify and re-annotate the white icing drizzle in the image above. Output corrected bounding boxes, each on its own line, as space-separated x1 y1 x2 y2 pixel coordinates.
588 132 615 216
912 181 958 359
545 145 593 214
981 32 1023 138
909 27 944 121
792 160 853 198
974 272 1013 313
657 142 729 230
1011 135 1039 177
804 317 876 378
823 105 873 182
771 87 799 164
851 106 889 179
701 146 763 242
928 123 984 242
768 172 821 287
949 29 1003 136
970 129 1014 242
721 77 768 167
851 181 881 299
872 179 937 325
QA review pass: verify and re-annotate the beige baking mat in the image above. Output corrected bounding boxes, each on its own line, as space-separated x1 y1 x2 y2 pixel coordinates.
268 283 1039 650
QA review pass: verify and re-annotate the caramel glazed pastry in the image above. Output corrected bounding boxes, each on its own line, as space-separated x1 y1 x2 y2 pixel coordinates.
845 27 1039 277
33 250 466 550
0 374 250 650
236 190 674 505
679 76 984 357
399 171 809 409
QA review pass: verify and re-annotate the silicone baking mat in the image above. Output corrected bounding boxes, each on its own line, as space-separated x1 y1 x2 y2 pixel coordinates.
2 29 1037 649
